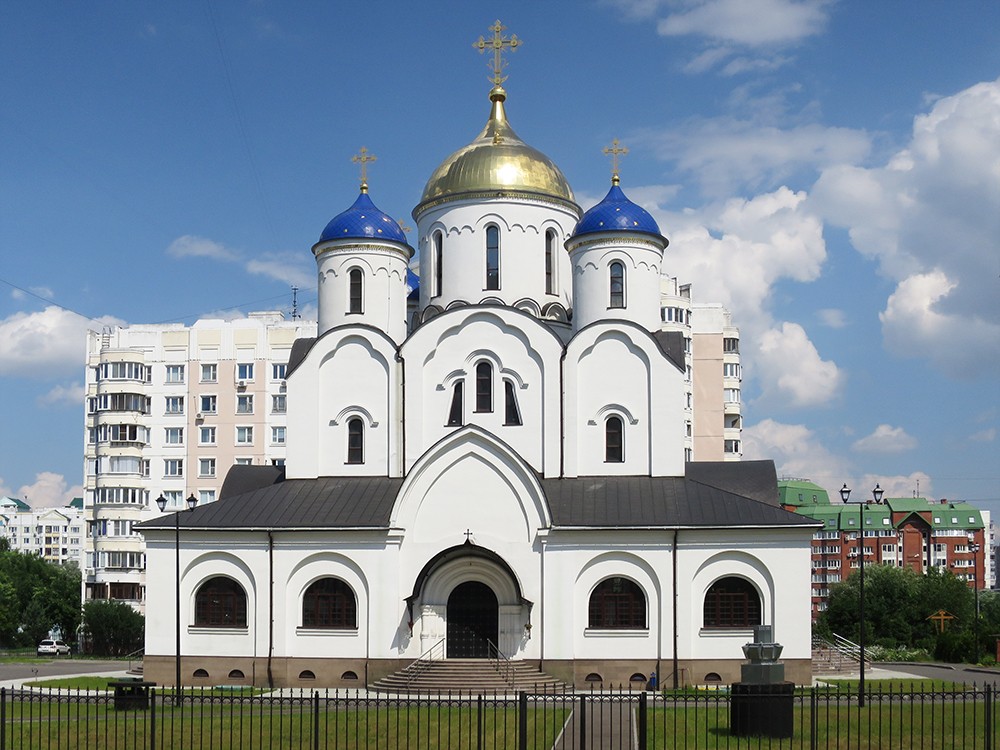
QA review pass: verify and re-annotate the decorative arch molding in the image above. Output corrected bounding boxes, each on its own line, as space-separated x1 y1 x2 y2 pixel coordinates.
691 550 776 631
436 368 469 391
478 297 505 307
329 405 379 428
403 305 564 361
407 542 527 607
287 551 370 600
184 550 258 597
573 551 662 639
476 213 513 233
512 298 541 317
390 424 552 533
541 302 569 322
420 305 443 324
445 299 470 310
587 403 640 426
567 321 657 371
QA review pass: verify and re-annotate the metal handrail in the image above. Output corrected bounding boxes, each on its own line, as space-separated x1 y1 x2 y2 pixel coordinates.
487 639 515 690
814 632 868 666
403 638 445 688
126 647 145 674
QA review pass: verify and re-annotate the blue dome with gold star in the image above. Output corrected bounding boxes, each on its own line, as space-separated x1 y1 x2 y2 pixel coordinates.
320 190 407 244
573 182 661 239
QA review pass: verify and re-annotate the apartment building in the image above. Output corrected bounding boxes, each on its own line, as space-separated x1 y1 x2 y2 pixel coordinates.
780 479 992 619
659 276 742 462
0 496 85 565
83 312 317 610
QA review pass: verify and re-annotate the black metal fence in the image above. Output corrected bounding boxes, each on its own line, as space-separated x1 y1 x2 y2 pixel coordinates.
1 682 997 749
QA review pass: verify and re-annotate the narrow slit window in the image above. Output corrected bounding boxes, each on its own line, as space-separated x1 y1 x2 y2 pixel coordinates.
348 268 364 314
433 231 443 297
609 261 625 309
545 230 556 295
475 362 492 413
485 225 500 290
605 416 624 463
504 381 522 426
346 417 364 464
447 381 463 426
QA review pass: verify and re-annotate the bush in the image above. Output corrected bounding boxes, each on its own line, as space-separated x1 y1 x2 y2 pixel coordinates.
82 601 144 656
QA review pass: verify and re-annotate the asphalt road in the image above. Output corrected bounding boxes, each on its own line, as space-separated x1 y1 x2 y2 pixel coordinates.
0 659 128 682
877 661 1000 685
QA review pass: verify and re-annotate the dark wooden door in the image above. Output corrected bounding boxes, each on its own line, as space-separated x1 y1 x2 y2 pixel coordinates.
446 581 498 658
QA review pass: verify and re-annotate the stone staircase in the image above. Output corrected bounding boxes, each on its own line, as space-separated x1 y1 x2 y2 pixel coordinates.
370 659 569 694
812 634 864 675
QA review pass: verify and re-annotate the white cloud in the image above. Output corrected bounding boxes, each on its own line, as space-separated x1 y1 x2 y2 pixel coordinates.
0 472 82 510
858 472 933 502
657 0 831 47
0 307 124 378
969 428 996 443
600 0 671 19
10 286 54 301
811 78 1000 378
646 119 870 195
852 424 918 454
246 255 314 288
166 235 240 261
743 418 851 486
755 322 843 407
817 308 846 328
38 382 85 407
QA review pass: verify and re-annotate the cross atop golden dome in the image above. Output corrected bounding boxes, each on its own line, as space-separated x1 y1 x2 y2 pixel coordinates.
474 20 521 88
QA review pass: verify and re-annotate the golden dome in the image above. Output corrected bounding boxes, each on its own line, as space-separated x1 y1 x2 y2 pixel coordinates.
414 86 576 215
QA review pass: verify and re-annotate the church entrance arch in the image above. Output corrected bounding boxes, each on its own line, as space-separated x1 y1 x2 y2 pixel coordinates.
407 542 532 660
447 581 498 658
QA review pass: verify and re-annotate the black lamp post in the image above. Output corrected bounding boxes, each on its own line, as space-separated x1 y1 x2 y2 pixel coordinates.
155 492 198 699
841 482 884 708
969 533 981 663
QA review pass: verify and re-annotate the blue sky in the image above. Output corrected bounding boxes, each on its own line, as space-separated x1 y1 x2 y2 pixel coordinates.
1 1 998 512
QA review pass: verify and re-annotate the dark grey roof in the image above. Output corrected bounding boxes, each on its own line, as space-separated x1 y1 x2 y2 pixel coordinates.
138 461 813 532
652 330 687 373
542 475 815 528
286 337 317 378
685 460 779 506
219 464 285 499
137 476 404 530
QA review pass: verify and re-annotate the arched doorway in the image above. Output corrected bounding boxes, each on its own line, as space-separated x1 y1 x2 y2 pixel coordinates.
446 581 498 658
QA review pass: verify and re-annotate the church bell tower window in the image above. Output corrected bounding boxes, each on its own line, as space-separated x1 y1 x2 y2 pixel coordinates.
503 380 522 426
545 230 556 295
433 231 444 297
346 418 364 464
609 261 625 309
475 362 493 412
605 415 624 463
447 381 464 426
348 268 364 314
485 225 500 290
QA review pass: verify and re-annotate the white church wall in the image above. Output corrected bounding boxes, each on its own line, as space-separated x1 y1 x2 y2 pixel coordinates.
569 238 664 332
285 328 401 479
315 243 410 342
400 308 563 477
415 198 578 314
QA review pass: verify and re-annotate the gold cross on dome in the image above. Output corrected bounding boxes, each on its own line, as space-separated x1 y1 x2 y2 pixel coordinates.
474 19 521 86
352 146 377 192
603 138 629 185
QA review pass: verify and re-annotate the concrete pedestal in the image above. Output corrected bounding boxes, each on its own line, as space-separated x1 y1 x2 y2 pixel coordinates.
730 681 794 738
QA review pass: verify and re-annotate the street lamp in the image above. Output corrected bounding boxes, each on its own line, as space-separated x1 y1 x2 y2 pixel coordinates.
841 482 884 708
155 492 198 699
969 533 981 663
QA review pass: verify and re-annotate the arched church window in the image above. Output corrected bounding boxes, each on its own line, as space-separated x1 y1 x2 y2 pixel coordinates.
475 362 492 413
605 415 624 463
703 577 761 629
302 577 357 629
348 268 364 314
588 576 646 629
194 576 247 628
433 231 443 297
346 417 364 464
485 225 500 290
503 380 522 426
447 381 464 426
609 261 625 309
545 230 556 295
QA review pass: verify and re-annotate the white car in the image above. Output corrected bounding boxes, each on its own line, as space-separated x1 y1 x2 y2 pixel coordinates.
37 639 71 656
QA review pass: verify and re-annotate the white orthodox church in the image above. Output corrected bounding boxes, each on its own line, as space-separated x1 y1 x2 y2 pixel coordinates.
142 27 817 689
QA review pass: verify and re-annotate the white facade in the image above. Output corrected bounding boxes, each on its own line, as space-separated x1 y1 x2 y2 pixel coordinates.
83 312 317 609
1 497 84 566
142 73 814 690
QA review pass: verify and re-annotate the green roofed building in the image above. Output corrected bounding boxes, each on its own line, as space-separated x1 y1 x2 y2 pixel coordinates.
778 479 992 620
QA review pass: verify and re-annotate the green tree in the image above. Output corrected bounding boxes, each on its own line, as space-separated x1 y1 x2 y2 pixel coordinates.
82 600 144 656
0 550 82 647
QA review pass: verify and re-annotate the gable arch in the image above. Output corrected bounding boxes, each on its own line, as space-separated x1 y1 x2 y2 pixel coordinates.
391 425 551 541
